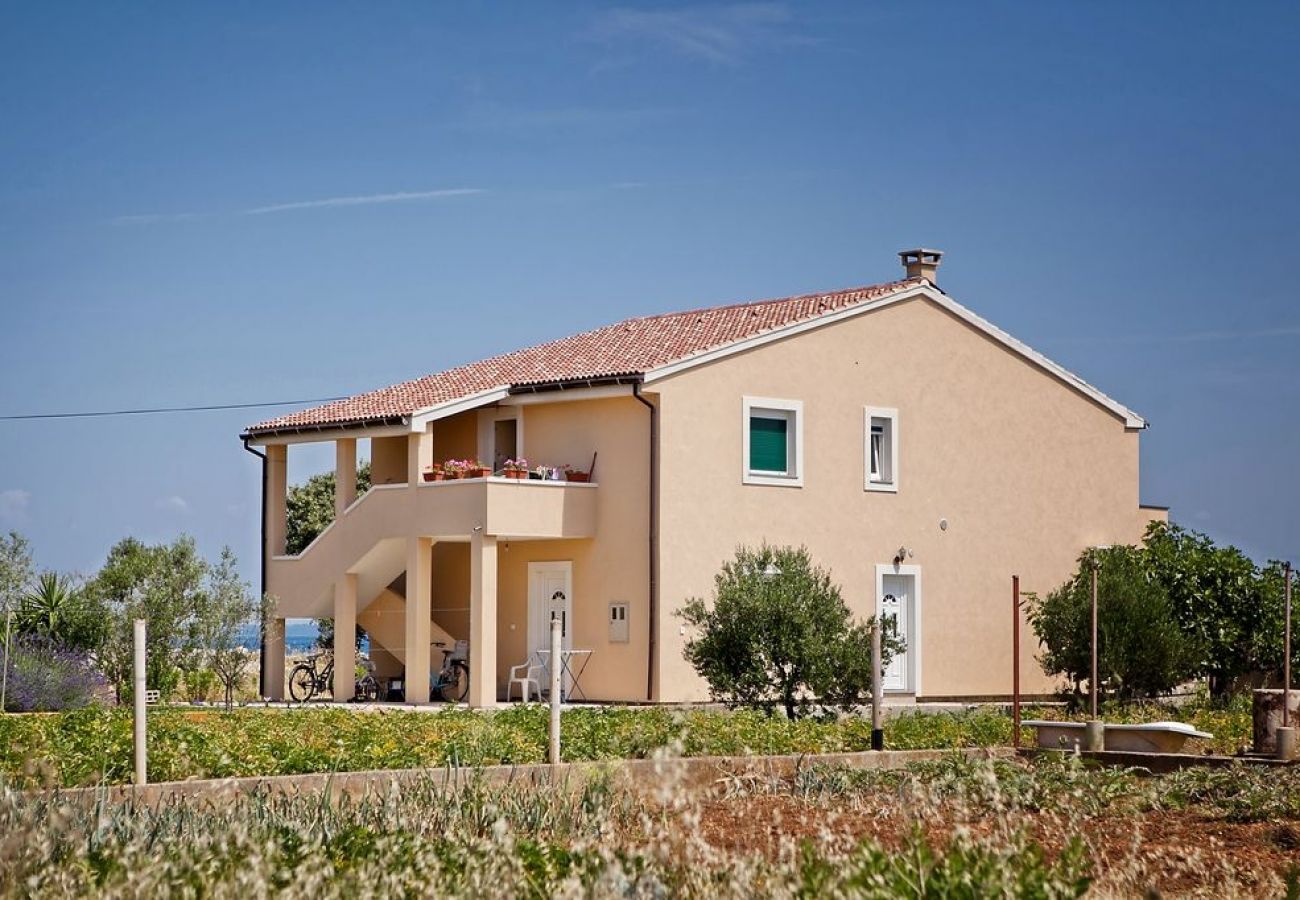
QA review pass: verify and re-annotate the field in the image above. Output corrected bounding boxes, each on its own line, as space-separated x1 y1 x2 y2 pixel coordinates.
0 698 1253 789
4 754 1297 897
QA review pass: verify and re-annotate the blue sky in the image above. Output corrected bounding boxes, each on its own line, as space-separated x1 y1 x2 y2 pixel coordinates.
2 2 1298 586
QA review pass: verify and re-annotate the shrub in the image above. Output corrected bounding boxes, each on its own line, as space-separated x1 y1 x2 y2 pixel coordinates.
1027 546 1197 702
679 545 902 718
2 635 104 712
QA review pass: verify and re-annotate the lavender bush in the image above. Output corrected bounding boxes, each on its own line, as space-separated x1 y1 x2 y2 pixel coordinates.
2 636 104 712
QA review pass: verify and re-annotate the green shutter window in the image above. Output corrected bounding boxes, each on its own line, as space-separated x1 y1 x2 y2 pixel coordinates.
749 415 789 473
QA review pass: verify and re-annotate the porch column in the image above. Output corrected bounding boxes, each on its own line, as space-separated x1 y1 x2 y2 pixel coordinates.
262 617 286 700
266 444 287 556
405 536 432 703
468 530 498 708
407 428 432 485
335 438 357 516
333 573 357 702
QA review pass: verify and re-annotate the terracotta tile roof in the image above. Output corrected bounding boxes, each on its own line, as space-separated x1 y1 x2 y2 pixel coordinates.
246 277 923 434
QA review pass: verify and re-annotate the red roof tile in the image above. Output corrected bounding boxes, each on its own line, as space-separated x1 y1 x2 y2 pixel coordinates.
246 277 922 434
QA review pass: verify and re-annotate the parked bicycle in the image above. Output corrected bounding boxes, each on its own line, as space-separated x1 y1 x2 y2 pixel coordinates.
289 652 382 702
430 640 470 703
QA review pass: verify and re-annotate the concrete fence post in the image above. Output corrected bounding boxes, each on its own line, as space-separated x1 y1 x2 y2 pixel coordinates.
549 614 562 766
133 618 147 785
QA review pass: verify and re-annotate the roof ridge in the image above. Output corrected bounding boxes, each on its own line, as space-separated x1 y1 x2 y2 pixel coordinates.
618 276 921 325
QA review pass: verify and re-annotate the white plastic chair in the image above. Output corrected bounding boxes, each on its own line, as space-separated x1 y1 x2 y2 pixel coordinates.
507 653 543 702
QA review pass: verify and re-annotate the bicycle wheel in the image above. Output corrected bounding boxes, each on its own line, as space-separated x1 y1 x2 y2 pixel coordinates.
438 662 470 703
288 664 317 702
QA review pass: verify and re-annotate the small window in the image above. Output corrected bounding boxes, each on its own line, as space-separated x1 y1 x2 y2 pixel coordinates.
865 406 898 492
742 397 803 486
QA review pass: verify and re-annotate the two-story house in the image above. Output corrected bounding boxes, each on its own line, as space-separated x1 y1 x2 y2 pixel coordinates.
241 249 1165 706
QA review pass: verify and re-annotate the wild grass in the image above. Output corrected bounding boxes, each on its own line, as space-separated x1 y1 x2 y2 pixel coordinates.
0 696 1253 789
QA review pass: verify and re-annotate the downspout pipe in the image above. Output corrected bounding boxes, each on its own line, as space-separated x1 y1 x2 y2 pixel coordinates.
241 437 268 697
632 382 658 702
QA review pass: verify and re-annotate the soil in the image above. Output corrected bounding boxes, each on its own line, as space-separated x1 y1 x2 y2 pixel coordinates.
686 794 1300 896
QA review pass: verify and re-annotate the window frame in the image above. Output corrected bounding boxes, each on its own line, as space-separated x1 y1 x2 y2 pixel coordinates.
864 406 899 493
742 396 804 487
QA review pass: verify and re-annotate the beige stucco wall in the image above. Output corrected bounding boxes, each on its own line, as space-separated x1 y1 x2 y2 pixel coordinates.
651 295 1156 700
371 436 407 485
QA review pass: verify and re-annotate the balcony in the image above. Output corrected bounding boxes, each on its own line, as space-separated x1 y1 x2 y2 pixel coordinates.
268 477 598 617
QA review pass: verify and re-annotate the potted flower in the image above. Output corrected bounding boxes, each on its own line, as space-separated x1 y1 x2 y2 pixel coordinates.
563 464 590 483
503 458 529 480
422 465 445 482
442 459 467 479
468 459 491 478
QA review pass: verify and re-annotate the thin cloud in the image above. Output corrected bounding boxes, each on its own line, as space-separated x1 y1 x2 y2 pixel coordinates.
155 495 190 514
0 489 31 523
242 188 484 216
113 188 484 226
588 3 806 65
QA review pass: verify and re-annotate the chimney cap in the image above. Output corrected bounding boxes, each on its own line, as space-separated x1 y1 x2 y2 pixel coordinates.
898 248 943 282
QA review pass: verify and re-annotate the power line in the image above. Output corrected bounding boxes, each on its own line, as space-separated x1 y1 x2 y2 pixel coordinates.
0 396 349 421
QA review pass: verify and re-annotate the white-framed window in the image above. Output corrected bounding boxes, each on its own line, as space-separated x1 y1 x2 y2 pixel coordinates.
742 396 803 487
864 406 898 492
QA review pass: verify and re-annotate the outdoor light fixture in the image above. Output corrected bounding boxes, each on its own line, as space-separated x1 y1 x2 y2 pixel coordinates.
893 547 913 565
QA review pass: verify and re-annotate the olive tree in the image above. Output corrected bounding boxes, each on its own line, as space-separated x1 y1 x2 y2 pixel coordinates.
679 545 902 719
1027 545 1197 702
193 548 269 710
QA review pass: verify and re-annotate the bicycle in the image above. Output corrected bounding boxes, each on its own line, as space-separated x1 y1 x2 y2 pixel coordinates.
288 652 333 702
288 652 383 703
430 640 470 703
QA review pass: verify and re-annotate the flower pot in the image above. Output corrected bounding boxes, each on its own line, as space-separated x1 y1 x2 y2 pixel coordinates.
565 471 590 483
422 472 444 482
471 467 491 479
504 470 527 480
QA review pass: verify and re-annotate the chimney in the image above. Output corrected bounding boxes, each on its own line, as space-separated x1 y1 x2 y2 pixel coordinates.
898 248 943 283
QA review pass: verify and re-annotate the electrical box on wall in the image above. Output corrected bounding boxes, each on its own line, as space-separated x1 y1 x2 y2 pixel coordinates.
608 602 629 642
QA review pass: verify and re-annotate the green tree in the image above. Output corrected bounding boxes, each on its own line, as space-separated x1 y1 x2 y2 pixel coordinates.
15 572 108 653
1142 521 1284 696
1027 546 1197 702
284 462 371 651
0 531 34 615
193 548 269 710
87 536 209 702
679 545 901 719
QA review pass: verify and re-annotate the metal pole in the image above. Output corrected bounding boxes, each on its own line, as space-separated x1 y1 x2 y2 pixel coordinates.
1013 575 1021 750
1285 561 1292 729
548 613 562 766
0 609 12 713
1090 560 1099 719
871 619 883 751
133 618 147 786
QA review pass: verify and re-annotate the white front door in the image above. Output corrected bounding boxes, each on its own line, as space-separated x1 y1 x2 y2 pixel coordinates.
527 562 573 685
878 573 912 692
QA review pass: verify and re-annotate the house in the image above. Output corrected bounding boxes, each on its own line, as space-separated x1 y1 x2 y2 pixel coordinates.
241 249 1166 706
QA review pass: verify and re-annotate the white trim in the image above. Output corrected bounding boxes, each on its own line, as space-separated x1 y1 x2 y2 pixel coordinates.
645 284 1147 430
875 563 922 695
741 396 804 487
864 406 899 493
500 385 634 406
249 424 410 447
408 386 511 431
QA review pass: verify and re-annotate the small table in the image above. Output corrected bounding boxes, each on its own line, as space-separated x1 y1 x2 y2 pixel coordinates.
535 648 594 701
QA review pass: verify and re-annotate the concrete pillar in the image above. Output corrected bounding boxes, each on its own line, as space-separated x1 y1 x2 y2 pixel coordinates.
405 537 432 703
469 530 498 708
335 438 357 516
266 444 288 556
407 428 433 485
333 573 357 702
262 617 286 700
